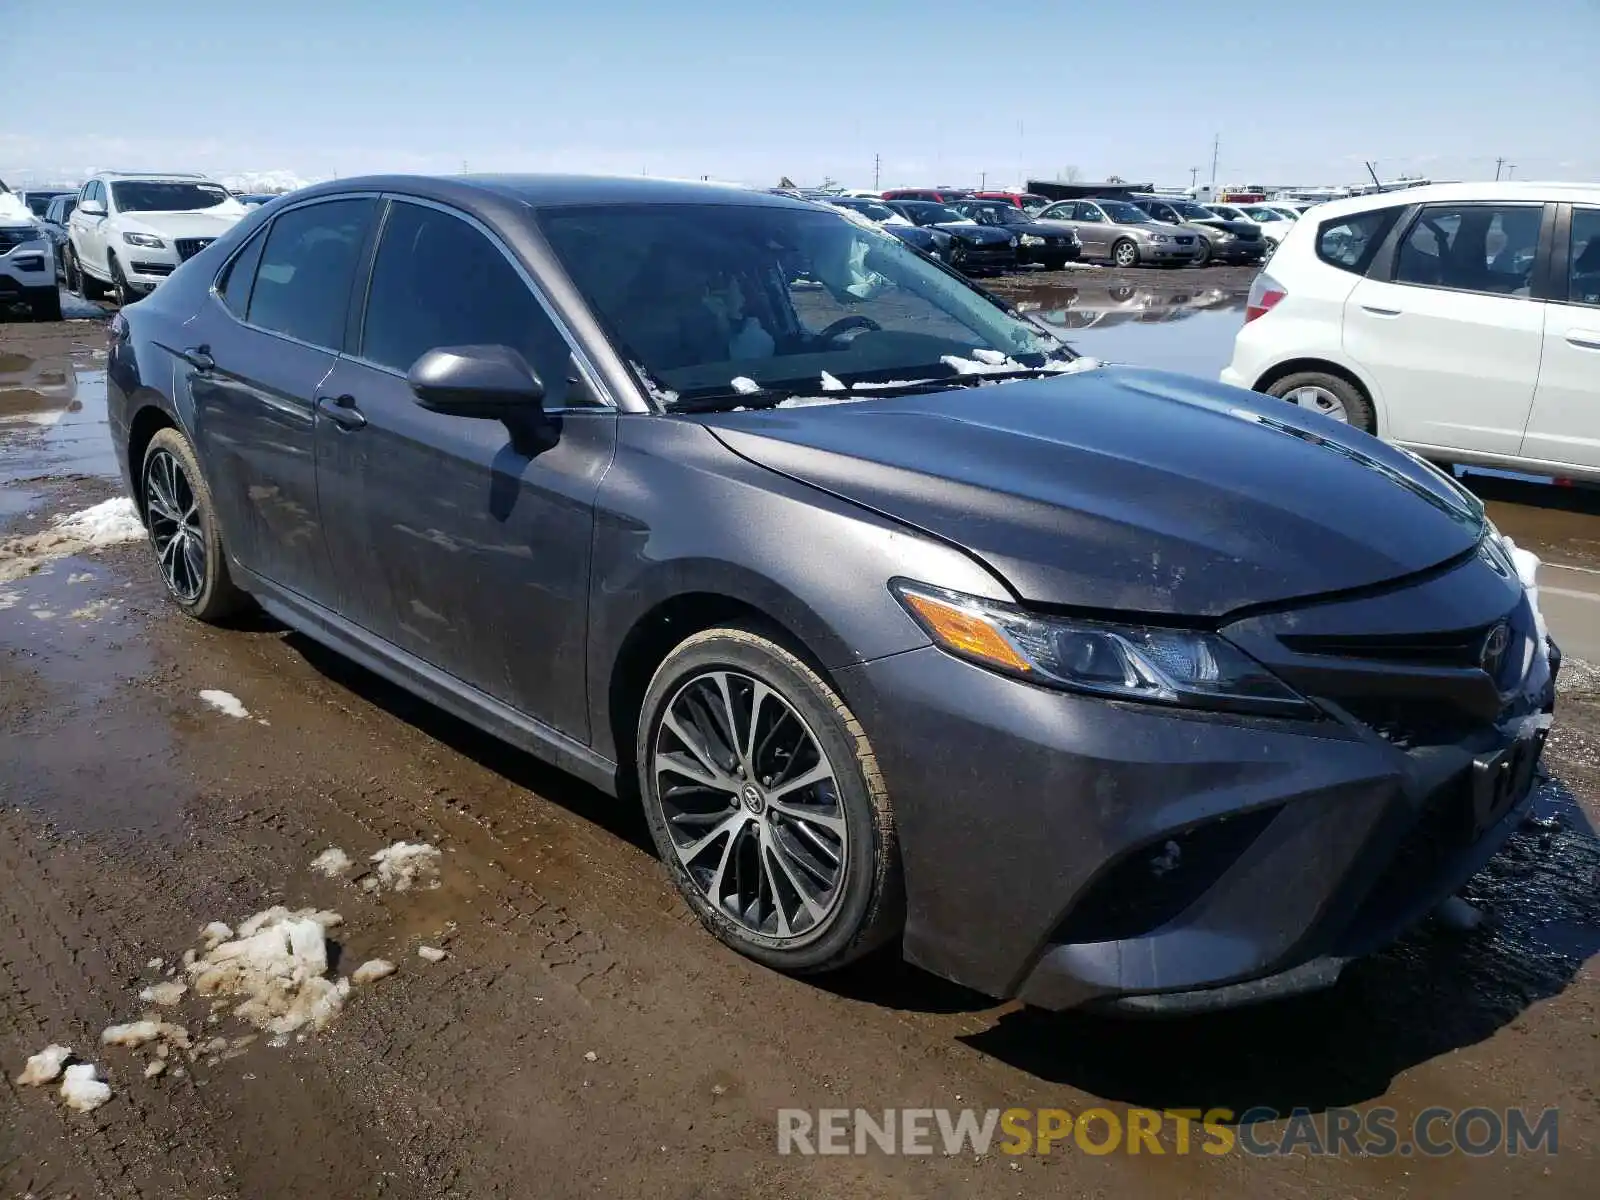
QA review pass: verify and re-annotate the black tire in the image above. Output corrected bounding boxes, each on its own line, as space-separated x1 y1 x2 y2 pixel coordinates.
27 288 62 322
637 626 904 975
140 427 249 622
1042 256 1068 271
1264 370 1376 433
109 254 134 307
1111 238 1139 269
63 246 84 297
75 249 111 301
1191 239 1212 267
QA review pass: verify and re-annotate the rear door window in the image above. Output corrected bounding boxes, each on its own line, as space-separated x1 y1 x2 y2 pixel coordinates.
217 227 268 317
1393 203 1544 297
246 198 376 349
1567 207 1600 307
1316 208 1400 273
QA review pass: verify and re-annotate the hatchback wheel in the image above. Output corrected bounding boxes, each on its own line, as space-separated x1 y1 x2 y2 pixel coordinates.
1191 239 1211 267
1111 239 1139 268
638 627 903 974
1266 371 1375 433
141 428 247 622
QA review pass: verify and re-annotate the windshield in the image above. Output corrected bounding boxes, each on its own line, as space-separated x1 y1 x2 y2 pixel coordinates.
110 181 239 213
959 204 1023 226
907 204 965 224
841 201 897 222
24 194 56 217
1098 201 1152 224
1208 205 1242 220
538 203 1074 408
1172 202 1217 221
1242 206 1284 221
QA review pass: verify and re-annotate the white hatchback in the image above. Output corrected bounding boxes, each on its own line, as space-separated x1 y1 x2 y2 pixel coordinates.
1223 182 1600 481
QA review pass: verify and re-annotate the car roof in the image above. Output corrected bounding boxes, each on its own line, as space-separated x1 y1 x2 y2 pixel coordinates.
284 173 813 213
94 171 213 180
1305 181 1600 220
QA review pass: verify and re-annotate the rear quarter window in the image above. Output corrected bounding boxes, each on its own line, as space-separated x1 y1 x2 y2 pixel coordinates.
1316 208 1400 273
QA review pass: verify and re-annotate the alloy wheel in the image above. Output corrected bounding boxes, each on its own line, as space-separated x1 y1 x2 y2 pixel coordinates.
1283 385 1350 422
652 669 848 942
1114 242 1137 268
144 449 206 602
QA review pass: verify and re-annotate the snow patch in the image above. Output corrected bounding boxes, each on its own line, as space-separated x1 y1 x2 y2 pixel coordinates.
60 1063 111 1113
0 498 146 584
819 371 845 392
729 376 761 395
17 1044 72 1086
139 981 188 1006
188 908 348 1037
310 846 353 877
200 922 234 950
351 959 396 985
144 1059 167 1079
199 690 250 719
364 842 442 892
101 1020 188 1050
1501 537 1548 647
417 945 448 963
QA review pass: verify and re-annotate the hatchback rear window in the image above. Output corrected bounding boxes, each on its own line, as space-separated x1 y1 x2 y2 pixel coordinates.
1315 208 1400 273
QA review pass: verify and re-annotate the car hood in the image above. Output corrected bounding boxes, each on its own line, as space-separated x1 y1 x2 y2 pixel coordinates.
701 367 1484 616
930 222 1014 244
121 210 245 239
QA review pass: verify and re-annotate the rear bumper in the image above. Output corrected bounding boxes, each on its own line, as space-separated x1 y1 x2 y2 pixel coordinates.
836 596 1557 1011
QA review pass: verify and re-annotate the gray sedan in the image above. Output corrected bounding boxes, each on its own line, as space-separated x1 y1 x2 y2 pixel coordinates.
1034 198 1200 267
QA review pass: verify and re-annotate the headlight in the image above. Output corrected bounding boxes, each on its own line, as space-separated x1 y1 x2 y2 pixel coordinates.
892 581 1314 717
1020 234 1045 246
1214 230 1235 241
1150 233 1171 243
122 232 166 248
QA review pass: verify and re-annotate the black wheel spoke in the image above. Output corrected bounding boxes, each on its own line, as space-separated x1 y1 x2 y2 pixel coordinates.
144 449 206 604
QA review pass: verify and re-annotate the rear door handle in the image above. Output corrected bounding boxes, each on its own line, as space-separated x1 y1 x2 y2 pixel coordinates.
1565 329 1600 351
1360 305 1402 318
181 346 215 371
315 393 367 431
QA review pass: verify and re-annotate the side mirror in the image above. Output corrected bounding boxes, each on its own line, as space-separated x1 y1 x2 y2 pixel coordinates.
80 199 107 217
409 344 554 458
409 344 545 418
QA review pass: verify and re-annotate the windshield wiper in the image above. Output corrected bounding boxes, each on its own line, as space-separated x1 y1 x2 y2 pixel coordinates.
667 386 797 414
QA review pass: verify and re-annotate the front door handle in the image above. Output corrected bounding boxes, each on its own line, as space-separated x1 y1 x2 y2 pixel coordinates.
315 393 367 431
1565 329 1600 351
181 346 215 371
1360 305 1402 318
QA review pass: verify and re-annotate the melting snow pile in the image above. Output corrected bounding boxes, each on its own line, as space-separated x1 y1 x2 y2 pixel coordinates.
0 497 147 584
188 907 348 1036
351 959 396 985
199 690 251 719
310 846 354 877
16 1044 73 1086
364 842 442 892
59 1064 112 1113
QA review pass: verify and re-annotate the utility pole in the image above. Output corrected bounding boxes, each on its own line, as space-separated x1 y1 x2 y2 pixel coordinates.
1189 166 1200 187
1210 134 1220 184
979 170 987 190
1507 163 1516 179
873 153 881 190
1494 156 1505 181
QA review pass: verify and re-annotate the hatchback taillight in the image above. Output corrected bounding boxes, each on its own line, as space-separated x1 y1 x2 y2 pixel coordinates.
1245 273 1285 323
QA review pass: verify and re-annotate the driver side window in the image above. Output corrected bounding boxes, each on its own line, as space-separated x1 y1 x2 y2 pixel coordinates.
1076 204 1104 222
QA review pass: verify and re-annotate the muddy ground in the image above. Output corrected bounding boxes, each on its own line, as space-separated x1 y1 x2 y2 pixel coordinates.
0 276 1596 1198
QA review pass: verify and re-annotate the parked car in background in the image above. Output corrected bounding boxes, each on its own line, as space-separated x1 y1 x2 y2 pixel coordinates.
41 194 77 281
67 172 249 306
107 173 1554 1015
1034 198 1199 268
18 188 76 219
1209 203 1294 252
973 191 1052 214
949 199 1081 269
236 194 281 209
1224 182 1600 482
828 197 954 262
0 178 58 320
886 200 1019 272
1130 197 1266 266
882 188 973 204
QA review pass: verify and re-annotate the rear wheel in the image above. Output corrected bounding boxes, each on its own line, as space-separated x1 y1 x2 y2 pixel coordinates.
141 428 248 622
638 626 903 974
1111 239 1139 268
1265 370 1375 433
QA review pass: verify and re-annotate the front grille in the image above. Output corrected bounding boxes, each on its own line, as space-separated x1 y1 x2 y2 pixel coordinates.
130 261 174 276
1175 235 1195 245
1049 806 1282 944
0 227 39 252
175 237 215 261
1237 228 1261 240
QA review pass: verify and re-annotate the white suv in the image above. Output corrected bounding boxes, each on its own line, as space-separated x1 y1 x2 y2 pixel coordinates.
66 172 247 306
1224 182 1600 482
0 178 59 321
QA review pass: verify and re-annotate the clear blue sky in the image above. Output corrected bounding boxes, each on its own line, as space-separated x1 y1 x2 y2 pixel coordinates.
5 0 1597 190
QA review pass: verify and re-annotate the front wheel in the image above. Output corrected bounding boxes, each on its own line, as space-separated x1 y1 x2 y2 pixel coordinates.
27 287 62 322
1191 239 1212 267
638 627 903 974
1265 370 1376 433
1111 239 1139 269
109 255 135 307
141 428 249 622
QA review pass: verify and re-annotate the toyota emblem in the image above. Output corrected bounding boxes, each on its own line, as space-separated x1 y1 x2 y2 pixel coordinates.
1479 621 1511 675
